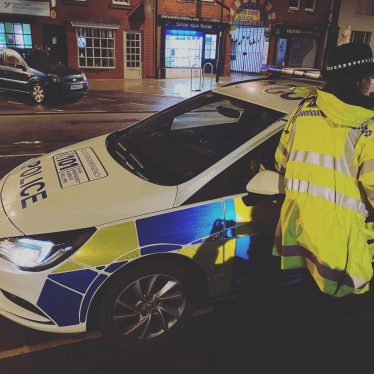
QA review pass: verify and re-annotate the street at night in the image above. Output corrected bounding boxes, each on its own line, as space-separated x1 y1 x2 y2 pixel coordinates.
0 88 374 374
1 0 374 371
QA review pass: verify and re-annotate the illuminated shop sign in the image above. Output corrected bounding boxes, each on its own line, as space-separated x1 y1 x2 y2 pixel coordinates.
164 20 220 32
0 0 50 17
234 9 260 22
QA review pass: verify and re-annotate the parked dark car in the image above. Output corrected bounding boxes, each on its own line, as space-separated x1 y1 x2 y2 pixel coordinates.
0 48 88 104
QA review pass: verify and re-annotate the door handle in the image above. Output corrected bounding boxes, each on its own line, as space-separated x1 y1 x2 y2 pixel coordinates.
203 233 221 243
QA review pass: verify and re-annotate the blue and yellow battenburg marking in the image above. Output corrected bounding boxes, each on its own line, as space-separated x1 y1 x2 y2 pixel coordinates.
37 202 226 326
37 198 282 326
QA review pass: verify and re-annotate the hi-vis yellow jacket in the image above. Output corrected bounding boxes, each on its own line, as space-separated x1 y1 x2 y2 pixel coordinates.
273 89 374 297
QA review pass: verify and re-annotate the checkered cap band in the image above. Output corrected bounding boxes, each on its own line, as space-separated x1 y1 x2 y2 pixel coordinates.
327 57 373 70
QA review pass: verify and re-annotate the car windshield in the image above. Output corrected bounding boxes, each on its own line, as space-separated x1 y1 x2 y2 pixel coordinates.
106 92 284 186
20 51 64 68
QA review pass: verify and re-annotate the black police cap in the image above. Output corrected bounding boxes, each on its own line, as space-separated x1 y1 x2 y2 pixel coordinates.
322 43 374 80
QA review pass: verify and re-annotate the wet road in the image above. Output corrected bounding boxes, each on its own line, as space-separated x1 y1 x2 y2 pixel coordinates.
0 89 180 115
0 112 152 178
0 107 374 374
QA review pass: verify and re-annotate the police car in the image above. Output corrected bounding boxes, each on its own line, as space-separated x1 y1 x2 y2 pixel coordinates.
0 68 324 348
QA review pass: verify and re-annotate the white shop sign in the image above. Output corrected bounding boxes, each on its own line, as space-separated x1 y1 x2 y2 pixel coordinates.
0 0 50 17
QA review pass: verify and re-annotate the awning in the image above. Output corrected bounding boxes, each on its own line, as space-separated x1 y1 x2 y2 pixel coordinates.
159 14 229 24
70 17 122 30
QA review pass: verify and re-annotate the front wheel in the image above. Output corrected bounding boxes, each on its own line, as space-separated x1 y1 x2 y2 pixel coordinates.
30 83 46 104
98 261 196 349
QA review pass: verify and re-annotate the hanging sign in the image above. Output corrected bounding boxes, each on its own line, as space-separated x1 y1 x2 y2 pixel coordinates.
78 37 86 48
77 28 86 48
229 25 236 35
50 10 56 19
0 0 50 17
234 9 260 22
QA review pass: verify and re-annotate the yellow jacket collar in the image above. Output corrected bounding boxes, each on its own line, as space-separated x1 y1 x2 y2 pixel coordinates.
316 89 374 128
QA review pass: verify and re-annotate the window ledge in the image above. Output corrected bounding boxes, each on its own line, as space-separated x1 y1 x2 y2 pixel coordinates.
61 0 88 6
79 67 116 69
109 4 133 10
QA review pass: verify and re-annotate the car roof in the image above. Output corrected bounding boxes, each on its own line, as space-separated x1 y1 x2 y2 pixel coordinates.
213 77 325 114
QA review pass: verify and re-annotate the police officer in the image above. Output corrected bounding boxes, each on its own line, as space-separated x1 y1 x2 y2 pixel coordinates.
273 43 374 371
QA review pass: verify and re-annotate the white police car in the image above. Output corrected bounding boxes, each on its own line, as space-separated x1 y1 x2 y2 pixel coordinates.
0 69 323 348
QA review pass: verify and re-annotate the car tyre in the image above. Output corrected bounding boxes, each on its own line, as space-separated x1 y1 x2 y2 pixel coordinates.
30 83 46 104
98 261 196 349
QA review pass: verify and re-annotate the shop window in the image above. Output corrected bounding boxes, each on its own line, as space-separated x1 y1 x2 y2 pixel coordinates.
77 28 115 69
305 0 316 12
165 29 203 68
356 0 374 16
0 22 32 49
351 31 372 44
112 0 130 4
288 0 300 10
204 34 217 60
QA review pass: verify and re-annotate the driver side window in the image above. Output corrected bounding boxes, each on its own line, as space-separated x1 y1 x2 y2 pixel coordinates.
5 50 24 68
183 130 282 206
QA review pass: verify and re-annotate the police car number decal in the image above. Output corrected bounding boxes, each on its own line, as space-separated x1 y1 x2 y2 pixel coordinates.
53 147 108 188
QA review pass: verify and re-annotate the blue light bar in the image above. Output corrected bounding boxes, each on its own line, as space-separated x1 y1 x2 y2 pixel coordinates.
266 66 323 80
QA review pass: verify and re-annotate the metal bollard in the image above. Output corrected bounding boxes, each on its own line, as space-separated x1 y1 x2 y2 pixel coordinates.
202 63 213 89
190 64 202 92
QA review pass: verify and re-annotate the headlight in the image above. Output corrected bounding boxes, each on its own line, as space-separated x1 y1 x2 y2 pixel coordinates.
47 74 61 83
0 228 96 271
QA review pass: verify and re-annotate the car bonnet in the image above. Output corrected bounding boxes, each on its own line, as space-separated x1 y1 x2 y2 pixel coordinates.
0 135 177 236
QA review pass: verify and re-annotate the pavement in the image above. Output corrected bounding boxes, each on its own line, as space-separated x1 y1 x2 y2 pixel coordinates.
0 74 260 116
87 74 257 98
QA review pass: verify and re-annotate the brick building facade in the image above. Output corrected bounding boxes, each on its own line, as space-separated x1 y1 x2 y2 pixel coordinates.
156 0 332 78
0 0 332 79
0 0 155 79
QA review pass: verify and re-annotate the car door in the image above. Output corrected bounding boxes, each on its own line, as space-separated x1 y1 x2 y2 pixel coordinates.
3 50 29 92
182 129 288 295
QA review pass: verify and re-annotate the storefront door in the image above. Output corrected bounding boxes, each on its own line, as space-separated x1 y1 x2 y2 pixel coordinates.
42 25 68 65
230 26 266 75
288 37 317 67
202 34 218 74
124 31 142 79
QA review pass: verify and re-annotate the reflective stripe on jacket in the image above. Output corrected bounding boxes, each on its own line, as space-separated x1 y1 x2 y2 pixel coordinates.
273 89 374 297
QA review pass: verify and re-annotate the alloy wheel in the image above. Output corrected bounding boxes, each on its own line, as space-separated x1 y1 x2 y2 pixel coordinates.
112 274 186 340
32 85 45 103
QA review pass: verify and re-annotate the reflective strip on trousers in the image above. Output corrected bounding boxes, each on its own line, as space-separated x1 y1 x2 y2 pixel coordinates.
282 245 368 290
284 178 368 217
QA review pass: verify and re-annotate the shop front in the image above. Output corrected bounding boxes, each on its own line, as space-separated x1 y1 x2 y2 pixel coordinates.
274 25 325 68
160 17 221 79
0 0 50 50
229 2 268 75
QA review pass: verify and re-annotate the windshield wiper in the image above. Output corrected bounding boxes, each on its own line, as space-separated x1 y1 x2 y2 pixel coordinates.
114 141 148 182
117 142 144 169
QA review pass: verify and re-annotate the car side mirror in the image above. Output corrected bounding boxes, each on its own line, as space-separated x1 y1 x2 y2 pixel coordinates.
243 171 285 207
246 170 285 195
15 64 26 71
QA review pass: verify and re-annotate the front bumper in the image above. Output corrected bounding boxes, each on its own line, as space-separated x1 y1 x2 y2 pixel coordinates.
0 257 86 333
45 81 88 97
